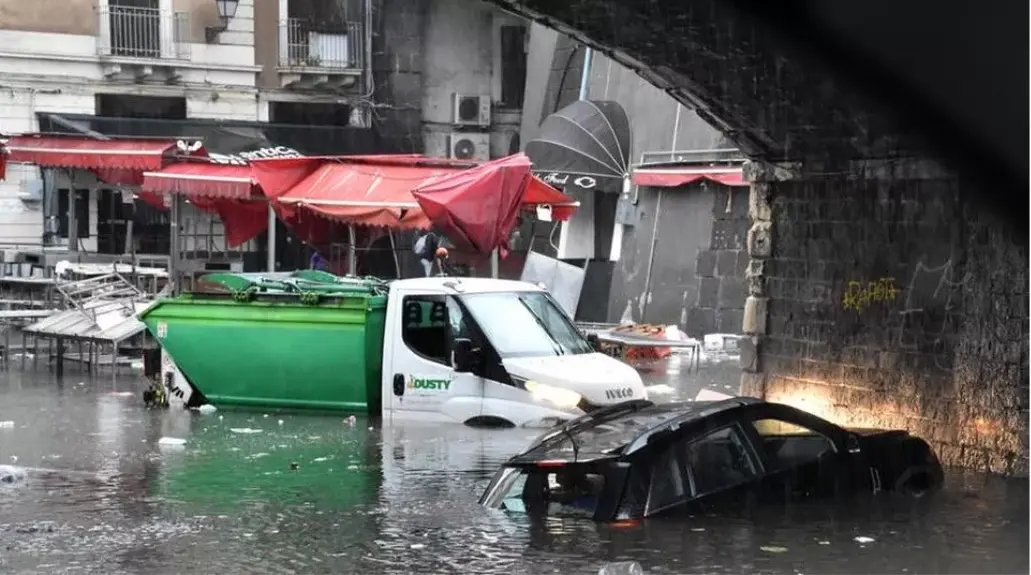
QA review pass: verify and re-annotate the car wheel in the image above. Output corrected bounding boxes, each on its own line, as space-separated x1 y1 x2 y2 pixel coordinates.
894 465 939 498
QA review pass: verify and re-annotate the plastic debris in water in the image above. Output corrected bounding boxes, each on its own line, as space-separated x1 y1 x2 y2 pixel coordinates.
598 561 644 575
313 457 329 463
854 536 875 544
158 437 187 448
760 546 789 553
818 540 831 545
0 421 14 429
290 462 299 471
0 465 26 484
229 428 262 434
196 404 217 414
278 419 284 426
410 543 426 550
345 416 357 426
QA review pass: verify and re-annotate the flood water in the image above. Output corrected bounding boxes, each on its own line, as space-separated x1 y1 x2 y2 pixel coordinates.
0 357 1026 575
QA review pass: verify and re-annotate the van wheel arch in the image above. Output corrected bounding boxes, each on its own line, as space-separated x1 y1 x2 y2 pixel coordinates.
465 416 515 429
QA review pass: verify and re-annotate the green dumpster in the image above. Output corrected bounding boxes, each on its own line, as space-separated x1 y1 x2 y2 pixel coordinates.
140 272 388 413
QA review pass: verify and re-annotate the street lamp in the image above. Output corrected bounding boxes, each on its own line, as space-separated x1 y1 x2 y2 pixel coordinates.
206 0 240 42
216 0 239 24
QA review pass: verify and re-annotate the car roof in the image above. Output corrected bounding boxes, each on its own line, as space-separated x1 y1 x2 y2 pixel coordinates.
507 397 762 464
390 277 545 295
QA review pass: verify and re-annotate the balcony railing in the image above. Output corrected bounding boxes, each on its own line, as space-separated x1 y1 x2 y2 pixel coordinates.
279 19 362 70
98 5 191 61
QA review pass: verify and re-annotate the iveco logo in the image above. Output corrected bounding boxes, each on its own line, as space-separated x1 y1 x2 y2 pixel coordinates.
605 387 634 400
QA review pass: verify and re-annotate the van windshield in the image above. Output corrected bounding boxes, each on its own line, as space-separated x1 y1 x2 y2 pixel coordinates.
481 466 607 518
460 291 594 358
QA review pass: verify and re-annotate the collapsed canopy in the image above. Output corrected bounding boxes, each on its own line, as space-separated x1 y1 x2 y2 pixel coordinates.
257 154 578 253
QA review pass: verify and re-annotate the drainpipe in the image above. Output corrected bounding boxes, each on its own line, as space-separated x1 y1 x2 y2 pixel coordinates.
578 47 593 100
640 104 683 315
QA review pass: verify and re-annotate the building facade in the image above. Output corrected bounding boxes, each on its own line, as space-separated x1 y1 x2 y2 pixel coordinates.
520 24 747 338
0 0 529 273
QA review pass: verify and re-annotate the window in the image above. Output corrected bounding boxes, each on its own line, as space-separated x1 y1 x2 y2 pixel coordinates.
750 418 835 472
56 189 90 240
460 291 593 358
499 25 527 108
400 295 473 365
648 426 756 512
482 466 606 518
401 295 449 364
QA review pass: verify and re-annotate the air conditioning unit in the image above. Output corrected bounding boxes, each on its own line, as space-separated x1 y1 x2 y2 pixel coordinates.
452 94 491 127
17 179 43 204
448 133 491 161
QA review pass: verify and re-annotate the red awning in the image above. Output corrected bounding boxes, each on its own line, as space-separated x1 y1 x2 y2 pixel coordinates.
276 159 464 230
412 154 533 255
141 162 257 199
632 166 747 188
4 134 179 171
524 177 579 221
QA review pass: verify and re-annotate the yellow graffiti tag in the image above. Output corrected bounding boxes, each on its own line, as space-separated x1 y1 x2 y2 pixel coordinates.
842 277 899 311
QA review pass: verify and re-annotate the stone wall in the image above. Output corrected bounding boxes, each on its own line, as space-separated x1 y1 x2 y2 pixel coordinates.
741 160 1029 476
688 185 750 337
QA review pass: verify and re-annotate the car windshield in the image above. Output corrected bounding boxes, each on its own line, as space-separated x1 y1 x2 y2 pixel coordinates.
460 291 594 358
481 465 607 518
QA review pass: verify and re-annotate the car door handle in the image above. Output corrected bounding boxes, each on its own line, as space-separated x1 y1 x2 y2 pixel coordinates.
393 374 405 396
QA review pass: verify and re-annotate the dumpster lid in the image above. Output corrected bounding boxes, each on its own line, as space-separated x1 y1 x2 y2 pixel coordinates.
198 270 388 296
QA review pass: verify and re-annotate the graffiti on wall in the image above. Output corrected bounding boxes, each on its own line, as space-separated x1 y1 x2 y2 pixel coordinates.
842 277 900 312
895 258 971 371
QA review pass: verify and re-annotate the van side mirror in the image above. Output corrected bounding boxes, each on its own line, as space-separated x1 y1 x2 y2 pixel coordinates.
586 332 600 351
452 338 477 373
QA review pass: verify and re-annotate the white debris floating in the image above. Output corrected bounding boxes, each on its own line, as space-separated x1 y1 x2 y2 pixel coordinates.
158 437 187 448
598 562 645 575
0 421 14 429
195 404 218 415
229 428 263 434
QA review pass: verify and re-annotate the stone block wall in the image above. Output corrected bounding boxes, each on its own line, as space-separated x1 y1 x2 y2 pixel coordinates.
741 160 1029 476
688 185 750 336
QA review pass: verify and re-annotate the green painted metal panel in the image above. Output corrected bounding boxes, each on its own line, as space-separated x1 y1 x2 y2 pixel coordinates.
140 277 387 413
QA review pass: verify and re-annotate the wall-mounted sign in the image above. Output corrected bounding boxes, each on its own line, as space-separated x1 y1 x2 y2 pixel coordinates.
538 172 597 190
207 146 303 166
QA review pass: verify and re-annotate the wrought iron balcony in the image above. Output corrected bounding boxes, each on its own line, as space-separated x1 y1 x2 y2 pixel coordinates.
278 18 362 71
98 5 191 61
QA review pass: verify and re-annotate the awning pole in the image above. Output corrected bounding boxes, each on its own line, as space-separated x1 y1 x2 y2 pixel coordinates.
266 202 276 273
67 171 79 252
347 225 357 276
387 230 401 279
640 189 663 322
169 195 180 293
490 249 499 278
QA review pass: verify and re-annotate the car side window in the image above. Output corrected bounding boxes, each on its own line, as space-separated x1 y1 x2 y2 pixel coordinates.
647 425 757 513
401 295 449 364
750 418 836 472
684 426 757 496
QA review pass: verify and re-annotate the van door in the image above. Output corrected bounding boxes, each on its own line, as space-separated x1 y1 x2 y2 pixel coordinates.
386 292 483 423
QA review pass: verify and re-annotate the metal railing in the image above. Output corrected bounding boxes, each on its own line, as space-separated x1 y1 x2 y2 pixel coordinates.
279 19 362 70
638 148 746 166
97 5 191 61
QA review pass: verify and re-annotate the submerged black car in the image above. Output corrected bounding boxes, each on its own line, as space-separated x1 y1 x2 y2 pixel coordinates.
479 398 944 521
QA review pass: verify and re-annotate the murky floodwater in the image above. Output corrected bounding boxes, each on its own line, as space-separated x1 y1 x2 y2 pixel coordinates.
0 358 1026 575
